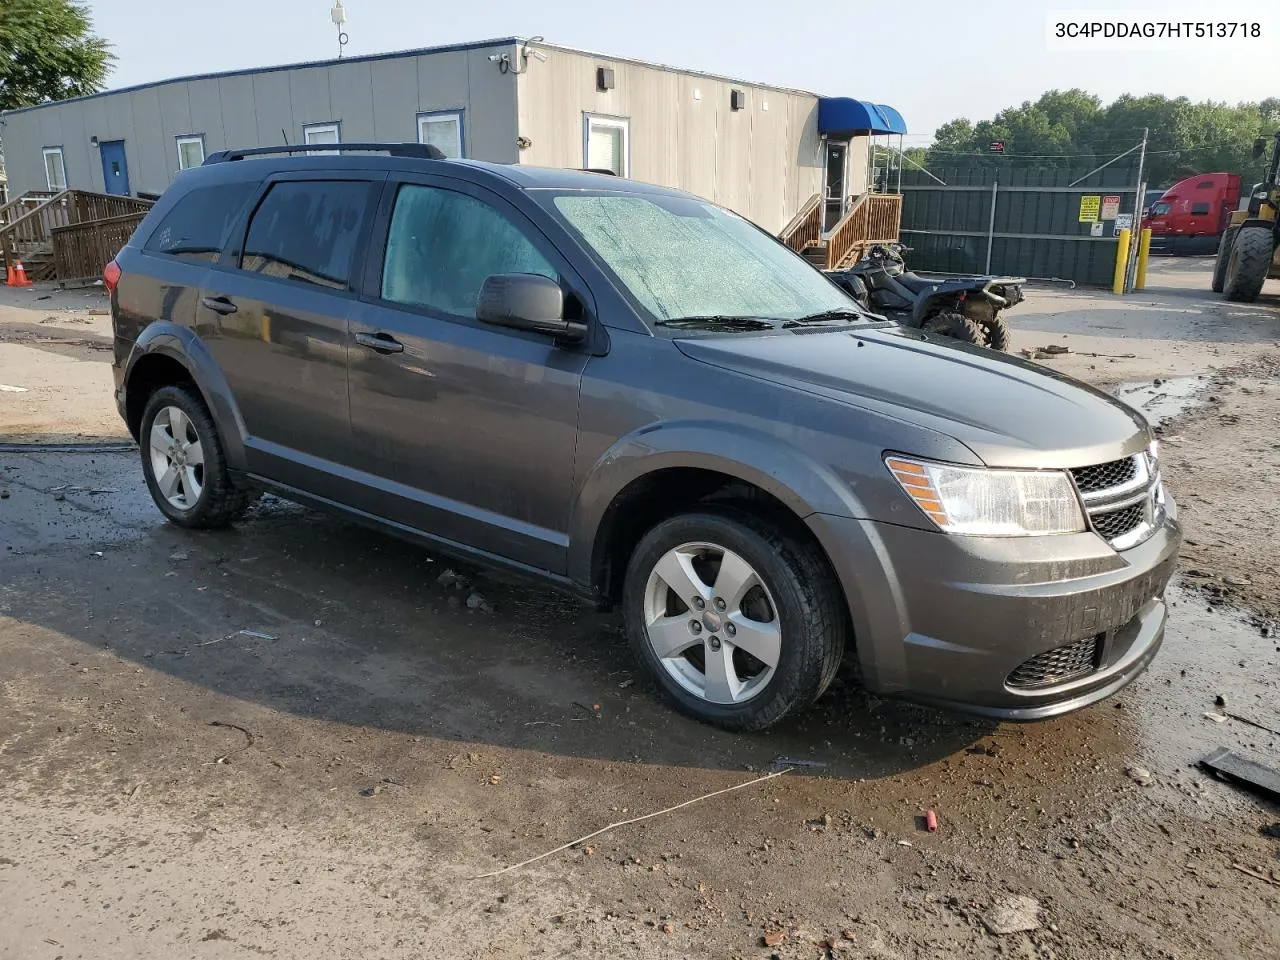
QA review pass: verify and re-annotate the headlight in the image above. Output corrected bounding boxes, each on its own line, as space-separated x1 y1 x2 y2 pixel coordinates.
886 456 1086 536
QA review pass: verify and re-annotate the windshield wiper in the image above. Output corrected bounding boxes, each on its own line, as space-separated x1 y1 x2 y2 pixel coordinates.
784 308 869 326
654 315 781 330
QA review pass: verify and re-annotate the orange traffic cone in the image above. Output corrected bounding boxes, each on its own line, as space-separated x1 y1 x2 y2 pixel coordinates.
4 263 14 285
10 260 32 287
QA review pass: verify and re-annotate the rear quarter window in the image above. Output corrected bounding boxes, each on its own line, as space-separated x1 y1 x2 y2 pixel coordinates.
142 182 256 262
1190 202 1212 215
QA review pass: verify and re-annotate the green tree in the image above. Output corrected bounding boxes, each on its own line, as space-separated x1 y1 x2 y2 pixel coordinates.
0 0 114 111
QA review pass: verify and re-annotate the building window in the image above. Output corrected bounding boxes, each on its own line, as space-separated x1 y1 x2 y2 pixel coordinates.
43 147 67 190
417 111 463 159
303 122 341 155
176 135 206 170
583 114 629 177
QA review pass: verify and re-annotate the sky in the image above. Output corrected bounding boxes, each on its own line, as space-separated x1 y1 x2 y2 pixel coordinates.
84 0 1277 143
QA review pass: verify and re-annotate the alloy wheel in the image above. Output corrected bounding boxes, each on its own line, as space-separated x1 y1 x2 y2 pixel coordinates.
148 405 205 510
642 541 781 704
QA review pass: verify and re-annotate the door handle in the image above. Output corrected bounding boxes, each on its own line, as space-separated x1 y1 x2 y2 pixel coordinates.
201 296 237 315
355 331 404 354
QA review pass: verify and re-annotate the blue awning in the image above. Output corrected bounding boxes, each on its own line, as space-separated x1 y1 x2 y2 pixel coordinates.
818 98 908 137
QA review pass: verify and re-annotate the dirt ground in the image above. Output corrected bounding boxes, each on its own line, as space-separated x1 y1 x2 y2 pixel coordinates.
2 260 1279 960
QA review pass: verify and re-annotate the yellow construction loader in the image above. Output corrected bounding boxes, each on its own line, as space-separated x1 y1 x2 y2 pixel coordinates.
1213 130 1280 302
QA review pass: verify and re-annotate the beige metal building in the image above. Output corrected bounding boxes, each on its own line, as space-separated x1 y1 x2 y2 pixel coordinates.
0 37 906 234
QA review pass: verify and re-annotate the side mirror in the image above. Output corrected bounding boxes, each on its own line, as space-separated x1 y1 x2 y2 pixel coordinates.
477 273 586 342
1253 137 1267 158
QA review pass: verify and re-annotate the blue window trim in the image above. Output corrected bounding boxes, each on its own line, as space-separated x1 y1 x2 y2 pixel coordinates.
175 133 206 169
416 109 465 158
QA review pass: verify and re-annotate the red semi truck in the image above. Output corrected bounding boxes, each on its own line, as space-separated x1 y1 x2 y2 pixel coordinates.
1142 173 1242 254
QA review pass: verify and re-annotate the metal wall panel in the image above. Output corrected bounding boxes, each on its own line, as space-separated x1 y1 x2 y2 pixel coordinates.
217 74 259 159
325 60 375 142
186 79 226 155
251 71 294 147
127 86 169 195
368 56 418 142
461 48 519 163
515 45 825 232
287 67 334 143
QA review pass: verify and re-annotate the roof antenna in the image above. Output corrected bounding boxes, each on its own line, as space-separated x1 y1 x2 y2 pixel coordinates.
331 1 349 59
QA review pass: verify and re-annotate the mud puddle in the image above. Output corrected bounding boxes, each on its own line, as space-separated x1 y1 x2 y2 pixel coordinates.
1111 375 1208 428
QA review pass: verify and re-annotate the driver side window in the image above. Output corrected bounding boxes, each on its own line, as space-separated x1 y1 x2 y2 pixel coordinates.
381 184 558 319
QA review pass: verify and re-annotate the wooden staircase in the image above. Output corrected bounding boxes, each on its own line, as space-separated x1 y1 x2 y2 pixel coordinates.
0 190 154 285
780 192 903 270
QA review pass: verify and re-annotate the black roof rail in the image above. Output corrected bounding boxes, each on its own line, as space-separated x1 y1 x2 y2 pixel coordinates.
203 142 447 164
580 168 618 176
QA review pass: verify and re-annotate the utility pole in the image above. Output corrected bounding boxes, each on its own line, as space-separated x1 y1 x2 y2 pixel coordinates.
1125 127 1148 293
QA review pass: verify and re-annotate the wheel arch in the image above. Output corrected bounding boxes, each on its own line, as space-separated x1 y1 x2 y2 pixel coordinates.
570 422 869 608
123 324 248 470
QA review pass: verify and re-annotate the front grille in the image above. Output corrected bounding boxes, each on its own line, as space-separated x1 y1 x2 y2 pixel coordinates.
1091 502 1146 541
1007 635 1102 688
1070 457 1137 493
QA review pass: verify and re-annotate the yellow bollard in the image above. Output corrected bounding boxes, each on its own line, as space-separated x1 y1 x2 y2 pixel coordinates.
1135 227 1152 290
1112 227 1131 295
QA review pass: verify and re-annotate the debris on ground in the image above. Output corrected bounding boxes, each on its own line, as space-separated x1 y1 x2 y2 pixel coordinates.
773 756 828 769
169 551 189 561
1215 694 1227 707
1125 765 1153 786
981 896 1042 935
1231 863 1280 888
762 929 787 947
806 814 833 831
1200 747 1280 800
924 810 938 832
1258 823 1280 839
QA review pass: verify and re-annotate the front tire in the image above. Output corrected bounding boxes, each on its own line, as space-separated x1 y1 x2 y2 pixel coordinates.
140 385 257 528
1211 226 1239 293
922 311 987 346
622 509 849 731
1223 226 1274 303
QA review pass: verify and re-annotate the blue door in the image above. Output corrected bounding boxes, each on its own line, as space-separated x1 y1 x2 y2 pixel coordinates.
100 141 130 195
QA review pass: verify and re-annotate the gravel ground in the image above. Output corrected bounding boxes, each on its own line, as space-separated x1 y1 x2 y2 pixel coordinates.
1 260 1278 960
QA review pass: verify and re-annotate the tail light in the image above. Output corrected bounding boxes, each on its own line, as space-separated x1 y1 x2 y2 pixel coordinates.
103 259 121 294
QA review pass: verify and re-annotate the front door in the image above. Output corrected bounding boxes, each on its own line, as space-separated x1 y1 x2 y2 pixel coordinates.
823 141 848 233
346 176 589 574
100 141 130 195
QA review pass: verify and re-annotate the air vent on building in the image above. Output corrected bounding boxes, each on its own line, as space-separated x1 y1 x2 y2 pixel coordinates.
597 67 615 91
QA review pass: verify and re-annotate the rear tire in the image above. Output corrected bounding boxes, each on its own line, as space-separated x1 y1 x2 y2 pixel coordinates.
622 508 849 731
922 311 987 347
1211 226 1239 293
1223 226 1274 303
140 385 258 529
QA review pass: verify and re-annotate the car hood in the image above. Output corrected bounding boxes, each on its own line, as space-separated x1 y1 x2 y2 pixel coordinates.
676 325 1151 468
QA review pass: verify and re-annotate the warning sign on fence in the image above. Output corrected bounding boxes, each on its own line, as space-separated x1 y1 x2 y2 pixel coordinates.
1101 195 1122 219
1113 213 1134 237
1078 195 1101 222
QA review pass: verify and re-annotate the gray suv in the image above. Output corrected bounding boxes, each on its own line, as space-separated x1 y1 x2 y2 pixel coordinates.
109 144 1181 731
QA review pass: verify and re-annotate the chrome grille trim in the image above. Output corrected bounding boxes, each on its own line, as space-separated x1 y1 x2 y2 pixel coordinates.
1070 453 1163 550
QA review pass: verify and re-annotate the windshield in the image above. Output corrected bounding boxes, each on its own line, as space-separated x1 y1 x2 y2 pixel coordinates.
545 192 860 325
1151 202 1171 215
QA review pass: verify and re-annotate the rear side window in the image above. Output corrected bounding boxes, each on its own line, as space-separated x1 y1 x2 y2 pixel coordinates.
143 182 255 262
241 180 372 290
380 184 556 318
1190 202 1212 215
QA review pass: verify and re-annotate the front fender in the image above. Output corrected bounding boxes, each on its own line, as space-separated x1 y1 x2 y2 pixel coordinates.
566 419 868 586
124 323 249 471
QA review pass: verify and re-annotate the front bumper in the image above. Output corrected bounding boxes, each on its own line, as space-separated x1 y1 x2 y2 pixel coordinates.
808 502 1181 719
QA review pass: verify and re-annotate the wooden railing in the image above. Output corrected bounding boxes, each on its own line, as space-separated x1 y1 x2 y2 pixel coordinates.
0 190 154 273
826 192 903 269
778 193 823 253
52 212 150 287
0 190 58 227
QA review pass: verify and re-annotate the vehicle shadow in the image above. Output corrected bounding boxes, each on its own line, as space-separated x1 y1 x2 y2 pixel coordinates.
2 473 997 782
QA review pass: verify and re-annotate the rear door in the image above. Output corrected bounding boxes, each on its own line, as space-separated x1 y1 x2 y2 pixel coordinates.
195 173 383 496
344 175 593 573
